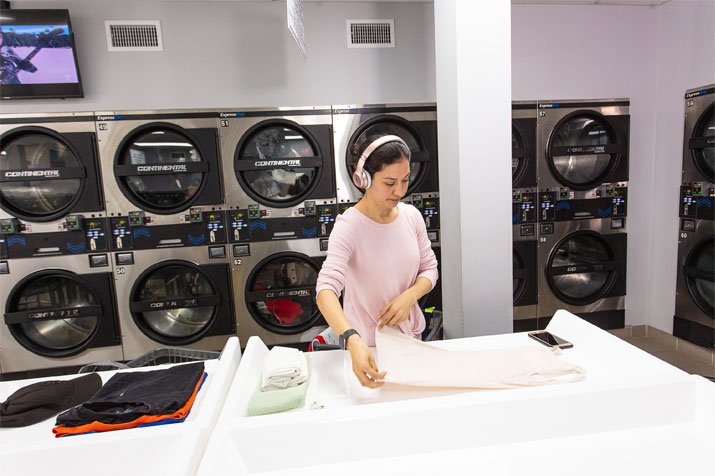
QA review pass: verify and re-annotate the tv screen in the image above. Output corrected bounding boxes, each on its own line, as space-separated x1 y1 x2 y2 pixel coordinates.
0 9 83 99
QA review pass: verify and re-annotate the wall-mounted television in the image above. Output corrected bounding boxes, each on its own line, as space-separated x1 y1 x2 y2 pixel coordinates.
0 9 83 99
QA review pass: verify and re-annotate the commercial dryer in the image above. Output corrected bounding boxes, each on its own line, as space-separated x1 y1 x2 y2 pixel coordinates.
512 102 538 330
682 85 714 187
673 217 714 350
332 104 440 234
219 106 337 245
96 109 224 235
0 112 105 224
112 244 236 360
0 250 121 377
231 238 327 347
537 99 629 221
536 216 627 330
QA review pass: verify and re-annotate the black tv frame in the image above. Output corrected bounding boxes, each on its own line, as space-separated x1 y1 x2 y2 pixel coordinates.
0 9 84 100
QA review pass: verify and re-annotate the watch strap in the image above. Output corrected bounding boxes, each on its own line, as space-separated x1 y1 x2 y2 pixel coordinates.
339 329 360 350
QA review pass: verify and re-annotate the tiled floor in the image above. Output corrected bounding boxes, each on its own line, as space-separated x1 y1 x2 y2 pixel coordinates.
610 326 715 379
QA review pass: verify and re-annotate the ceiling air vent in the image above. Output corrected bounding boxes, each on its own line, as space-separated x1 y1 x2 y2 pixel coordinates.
346 20 395 48
105 21 163 52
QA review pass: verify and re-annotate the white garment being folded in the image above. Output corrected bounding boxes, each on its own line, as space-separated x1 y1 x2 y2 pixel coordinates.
375 326 585 389
261 346 309 391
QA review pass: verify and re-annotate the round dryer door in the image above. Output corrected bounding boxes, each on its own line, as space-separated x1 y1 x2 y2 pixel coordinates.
690 103 714 183
235 122 323 207
513 246 528 305
346 116 430 195
683 237 714 318
546 112 624 190
245 252 322 335
115 126 208 214
546 231 619 305
129 261 221 345
4 271 102 357
512 125 529 186
0 129 85 221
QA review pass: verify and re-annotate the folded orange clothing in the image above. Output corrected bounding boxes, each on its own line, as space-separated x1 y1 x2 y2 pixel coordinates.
52 371 206 438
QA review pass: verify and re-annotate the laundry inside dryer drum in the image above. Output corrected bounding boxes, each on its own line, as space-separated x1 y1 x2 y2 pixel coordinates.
131 264 219 341
117 129 205 211
548 114 619 189
0 133 83 220
691 104 714 182
548 233 617 303
684 238 714 317
246 255 320 333
348 119 426 193
237 125 319 204
7 274 100 354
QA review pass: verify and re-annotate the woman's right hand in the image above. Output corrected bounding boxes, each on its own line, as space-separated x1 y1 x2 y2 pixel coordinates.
347 336 386 388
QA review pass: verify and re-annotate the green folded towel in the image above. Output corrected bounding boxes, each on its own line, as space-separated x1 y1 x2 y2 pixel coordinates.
246 357 311 417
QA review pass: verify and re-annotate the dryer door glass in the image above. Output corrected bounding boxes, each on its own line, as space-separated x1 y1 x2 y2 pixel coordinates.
133 264 217 340
118 129 204 211
246 255 320 333
0 133 82 220
9 275 99 352
350 121 423 194
684 239 714 316
548 115 617 189
548 233 616 303
512 125 528 185
691 104 714 182
238 125 318 204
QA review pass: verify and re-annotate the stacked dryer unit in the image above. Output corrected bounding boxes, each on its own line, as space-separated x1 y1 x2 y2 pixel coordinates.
535 99 630 330
512 102 539 331
218 106 337 347
95 109 235 360
0 112 121 377
674 85 714 350
332 104 442 311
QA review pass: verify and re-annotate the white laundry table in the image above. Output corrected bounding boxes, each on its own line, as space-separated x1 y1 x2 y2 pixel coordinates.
197 311 715 476
0 336 241 476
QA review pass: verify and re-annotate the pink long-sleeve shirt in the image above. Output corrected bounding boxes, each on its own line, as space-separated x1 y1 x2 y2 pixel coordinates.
316 202 439 346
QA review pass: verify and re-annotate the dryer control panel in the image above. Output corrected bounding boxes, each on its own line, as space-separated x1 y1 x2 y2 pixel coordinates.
540 187 628 221
0 217 110 259
110 210 228 250
513 192 537 225
228 203 339 243
680 185 714 221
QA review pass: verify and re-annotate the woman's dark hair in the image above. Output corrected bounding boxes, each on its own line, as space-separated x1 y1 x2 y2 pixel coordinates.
350 134 411 176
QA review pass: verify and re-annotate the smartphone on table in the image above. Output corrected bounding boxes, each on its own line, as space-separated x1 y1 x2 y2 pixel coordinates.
528 330 573 349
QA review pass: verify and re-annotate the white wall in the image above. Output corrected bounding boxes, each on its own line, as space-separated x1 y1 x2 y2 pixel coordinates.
1 0 435 112
647 0 715 333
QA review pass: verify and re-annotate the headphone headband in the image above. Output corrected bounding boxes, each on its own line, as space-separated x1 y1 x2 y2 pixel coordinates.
352 135 408 189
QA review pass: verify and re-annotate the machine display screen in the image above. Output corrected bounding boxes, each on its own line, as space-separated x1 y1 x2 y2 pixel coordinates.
1 9 83 99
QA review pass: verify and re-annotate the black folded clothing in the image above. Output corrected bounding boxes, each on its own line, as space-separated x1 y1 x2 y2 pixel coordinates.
0 373 102 428
56 362 205 427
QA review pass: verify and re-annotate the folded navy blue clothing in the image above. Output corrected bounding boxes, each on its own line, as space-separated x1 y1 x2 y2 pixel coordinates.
55 362 205 427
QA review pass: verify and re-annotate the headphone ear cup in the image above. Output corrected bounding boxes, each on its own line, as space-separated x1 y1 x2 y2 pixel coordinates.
363 171 372 189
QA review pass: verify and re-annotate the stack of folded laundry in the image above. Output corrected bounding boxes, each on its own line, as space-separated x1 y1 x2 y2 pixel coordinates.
261 346 309 391
52 362 207 437
247 347 311 417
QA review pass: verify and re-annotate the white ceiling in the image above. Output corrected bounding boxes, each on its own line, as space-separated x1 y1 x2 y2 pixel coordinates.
0 0 677 5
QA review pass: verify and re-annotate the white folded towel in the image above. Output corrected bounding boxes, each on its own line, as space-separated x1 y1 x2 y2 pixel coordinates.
261 346 309 391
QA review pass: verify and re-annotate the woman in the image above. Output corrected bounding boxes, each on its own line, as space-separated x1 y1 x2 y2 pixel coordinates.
315 134 439 388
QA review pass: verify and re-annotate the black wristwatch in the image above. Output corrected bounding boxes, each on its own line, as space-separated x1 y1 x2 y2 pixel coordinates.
339 329 360 350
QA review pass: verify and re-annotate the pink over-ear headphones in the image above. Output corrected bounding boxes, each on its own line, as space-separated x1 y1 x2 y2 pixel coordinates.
352 135 409 189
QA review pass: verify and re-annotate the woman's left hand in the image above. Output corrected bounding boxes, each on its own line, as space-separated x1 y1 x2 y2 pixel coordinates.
377 289 417 330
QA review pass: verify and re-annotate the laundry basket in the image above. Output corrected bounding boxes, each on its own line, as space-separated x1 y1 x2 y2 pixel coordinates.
78 347 221 373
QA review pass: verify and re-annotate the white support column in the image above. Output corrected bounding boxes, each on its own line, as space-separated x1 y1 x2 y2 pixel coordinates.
434 0 513 338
